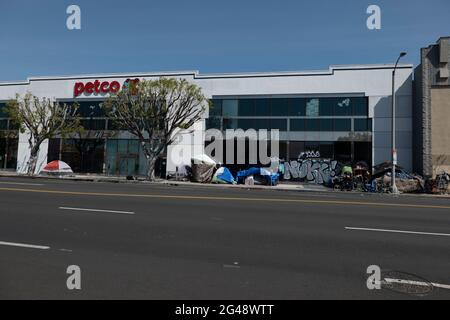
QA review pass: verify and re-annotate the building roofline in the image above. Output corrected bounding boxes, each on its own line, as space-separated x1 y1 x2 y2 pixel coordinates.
420 36 450 51
0 64 413 86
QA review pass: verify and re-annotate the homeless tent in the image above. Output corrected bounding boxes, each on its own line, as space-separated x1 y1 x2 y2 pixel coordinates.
191 155 217 183
40 160 74 175
212 167 236 184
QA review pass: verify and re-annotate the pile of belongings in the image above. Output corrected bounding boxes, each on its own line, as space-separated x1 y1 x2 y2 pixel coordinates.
191 154 217 183
212 167 236 185
371 161 424 193
236 167 280 186
353 161 372 183
341 165 353 175
427 172 450 194
166 164 192 181
354 161 370 173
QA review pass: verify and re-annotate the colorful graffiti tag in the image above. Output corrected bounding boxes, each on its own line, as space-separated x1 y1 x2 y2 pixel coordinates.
284 159 341 184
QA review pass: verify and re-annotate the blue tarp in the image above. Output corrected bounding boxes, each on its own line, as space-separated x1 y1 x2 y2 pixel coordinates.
237 168 261 179
212 167 236 184
236 168 280 186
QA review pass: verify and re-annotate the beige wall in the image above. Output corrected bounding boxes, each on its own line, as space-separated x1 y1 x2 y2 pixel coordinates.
431 87 450 176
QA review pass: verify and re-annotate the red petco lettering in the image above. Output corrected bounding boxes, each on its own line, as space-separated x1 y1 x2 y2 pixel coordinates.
73 80 121 97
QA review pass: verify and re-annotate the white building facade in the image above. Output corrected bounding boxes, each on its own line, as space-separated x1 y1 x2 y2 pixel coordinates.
0 64 413 176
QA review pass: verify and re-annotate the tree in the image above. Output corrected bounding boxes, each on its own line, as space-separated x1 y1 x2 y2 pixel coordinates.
69 122 107 173
6 93 81 175
69 107 113 173
103 78 207 180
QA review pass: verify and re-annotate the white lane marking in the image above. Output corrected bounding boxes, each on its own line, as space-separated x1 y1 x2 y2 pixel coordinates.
345 227 450 237
223 264 241 269
383 278 450 290
0 241 50 250
0 181 44 186
59 207 135 215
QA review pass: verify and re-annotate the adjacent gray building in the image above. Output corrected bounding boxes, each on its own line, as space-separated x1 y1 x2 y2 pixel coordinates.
414 37 450 178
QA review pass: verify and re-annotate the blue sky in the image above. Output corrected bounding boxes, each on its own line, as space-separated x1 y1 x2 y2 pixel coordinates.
0 0 449 81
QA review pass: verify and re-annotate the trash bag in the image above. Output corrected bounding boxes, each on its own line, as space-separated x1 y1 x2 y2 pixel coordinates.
244 176 255 186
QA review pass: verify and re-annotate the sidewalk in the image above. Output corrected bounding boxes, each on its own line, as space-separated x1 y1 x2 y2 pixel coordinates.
0 170 328 193
1 170 449 198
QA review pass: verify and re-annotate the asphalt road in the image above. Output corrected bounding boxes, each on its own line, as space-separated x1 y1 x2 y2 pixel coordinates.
0 177 449 300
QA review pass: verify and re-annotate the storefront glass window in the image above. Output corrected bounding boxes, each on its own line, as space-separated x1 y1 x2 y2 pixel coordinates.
106 139 141 176
354 142 372 166
270 119 287 131
319 142 334 159
289 141 305 160
0 120 8 130
209 99 222 117
238 99 255 116
290 119 305 131
255 99 271 116
352 97 369 116
354 118 372 131
254 119 271 130
0 103 8 117
59 139 105 174
306 119 320 131
0 137 18 169
81 119 107 130
334 141 352 163
223 118 238 130
206 98 371 168
319 119 333 131
206 117 222 130
334 98 352 116
222 100 239 117
306 99 320 117
237 119 256 130
334 119 352 131
319 98 334 116
271 99 289 116
289 99 306 116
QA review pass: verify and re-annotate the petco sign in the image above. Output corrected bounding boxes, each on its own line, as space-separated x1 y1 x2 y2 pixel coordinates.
73 78 139 97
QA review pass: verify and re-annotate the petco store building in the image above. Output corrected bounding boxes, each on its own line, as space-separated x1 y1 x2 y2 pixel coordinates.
0 64 413 177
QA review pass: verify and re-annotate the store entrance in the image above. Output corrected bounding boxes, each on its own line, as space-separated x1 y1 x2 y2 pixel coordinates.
118 155 139 176
0 137 18 170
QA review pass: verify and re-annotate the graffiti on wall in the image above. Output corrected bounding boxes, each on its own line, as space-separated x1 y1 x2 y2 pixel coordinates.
299 151 321 159
284 159 341 184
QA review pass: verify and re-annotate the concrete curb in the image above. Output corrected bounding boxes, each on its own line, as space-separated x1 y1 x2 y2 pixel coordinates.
0 172 328 193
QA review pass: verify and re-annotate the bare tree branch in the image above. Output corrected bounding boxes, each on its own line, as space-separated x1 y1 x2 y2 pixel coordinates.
103 78 207 180
6 92 82 175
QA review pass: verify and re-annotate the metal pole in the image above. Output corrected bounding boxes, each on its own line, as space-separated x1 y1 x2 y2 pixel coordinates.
391 68 398 194
391 52 407 195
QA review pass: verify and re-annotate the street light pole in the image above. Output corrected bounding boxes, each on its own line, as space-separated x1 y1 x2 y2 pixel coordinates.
391 52 407 195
